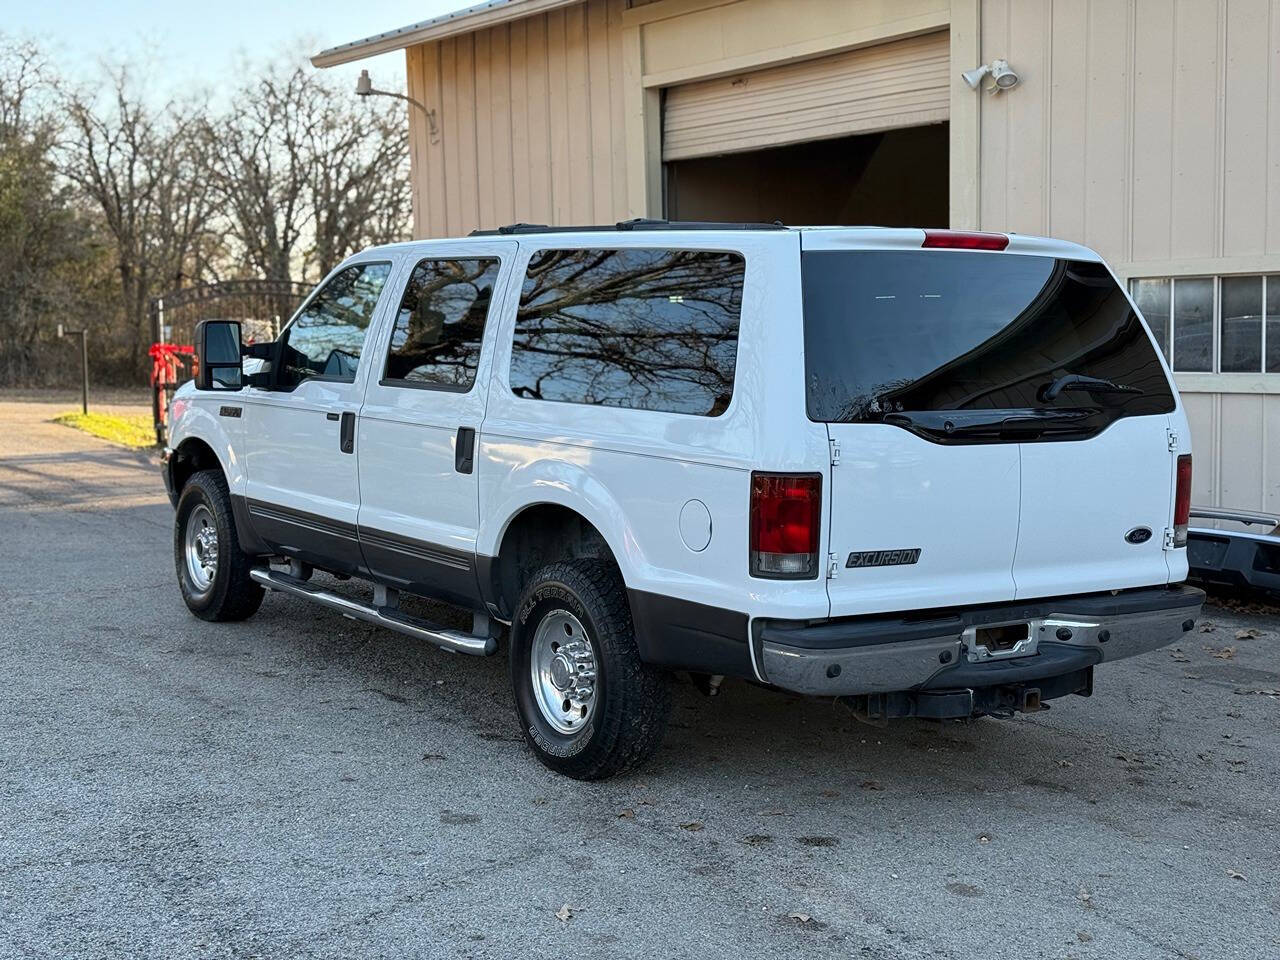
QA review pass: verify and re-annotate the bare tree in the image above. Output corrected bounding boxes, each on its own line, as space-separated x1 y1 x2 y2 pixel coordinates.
1 43 411 386
306 80 410 276
0 36 50 135
207 63 411 286
61 67 219 374
0 36 114 384
203 64 313 285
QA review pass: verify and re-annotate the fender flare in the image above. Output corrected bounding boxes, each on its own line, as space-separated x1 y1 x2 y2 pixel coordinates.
478 458 647 590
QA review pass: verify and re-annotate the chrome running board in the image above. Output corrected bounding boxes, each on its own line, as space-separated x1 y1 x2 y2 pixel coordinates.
250 567 497 656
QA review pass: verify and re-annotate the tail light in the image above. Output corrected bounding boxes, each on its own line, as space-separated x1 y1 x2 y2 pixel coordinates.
1173 454 1192 547
750 472 821 579
922 230 1009 251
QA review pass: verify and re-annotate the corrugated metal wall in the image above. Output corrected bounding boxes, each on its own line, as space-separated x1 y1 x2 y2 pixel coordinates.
977 0 1280 515
404 0 630 236
977 0 1280 264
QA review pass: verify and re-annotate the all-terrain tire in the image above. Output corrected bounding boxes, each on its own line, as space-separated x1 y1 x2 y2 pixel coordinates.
510 559 671 780
174 469 264 622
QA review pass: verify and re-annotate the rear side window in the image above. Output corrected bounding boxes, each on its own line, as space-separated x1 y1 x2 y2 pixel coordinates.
383 258 501 391
802 251 1176 433
510 248 745 416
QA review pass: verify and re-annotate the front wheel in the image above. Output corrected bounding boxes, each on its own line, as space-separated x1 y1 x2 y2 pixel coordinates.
510 560 670 780
174 469 264 622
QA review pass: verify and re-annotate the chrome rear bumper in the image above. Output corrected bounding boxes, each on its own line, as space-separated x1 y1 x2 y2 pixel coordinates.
756 586 1204 698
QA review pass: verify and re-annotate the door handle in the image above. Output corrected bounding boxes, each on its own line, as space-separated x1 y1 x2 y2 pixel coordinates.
455 426 476 474
340 412 356 454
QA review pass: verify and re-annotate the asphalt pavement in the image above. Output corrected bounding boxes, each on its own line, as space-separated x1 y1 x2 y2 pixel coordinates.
1 392 1278 960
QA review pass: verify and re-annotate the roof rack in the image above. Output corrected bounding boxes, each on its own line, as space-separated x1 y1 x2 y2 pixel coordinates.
469 218 788 236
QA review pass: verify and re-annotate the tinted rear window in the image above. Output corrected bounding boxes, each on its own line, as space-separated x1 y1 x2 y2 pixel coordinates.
510 248 744 416
802 251 1175 430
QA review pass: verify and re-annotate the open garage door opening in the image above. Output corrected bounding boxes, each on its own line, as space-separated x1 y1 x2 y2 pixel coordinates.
660 31 949 227
664 123 948 227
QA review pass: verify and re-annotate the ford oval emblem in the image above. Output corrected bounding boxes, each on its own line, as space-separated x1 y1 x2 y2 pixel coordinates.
1125 526 1153 544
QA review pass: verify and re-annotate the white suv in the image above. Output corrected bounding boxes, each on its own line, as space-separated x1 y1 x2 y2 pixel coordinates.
163 221 1203 779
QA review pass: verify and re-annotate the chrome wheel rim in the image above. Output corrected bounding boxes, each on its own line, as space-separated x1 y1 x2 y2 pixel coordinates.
184 503 219 592
530 610 597 734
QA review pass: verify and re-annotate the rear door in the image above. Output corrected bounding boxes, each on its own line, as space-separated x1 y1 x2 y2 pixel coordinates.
356 241 516 608
801 235 1178 616
803 239 1020 616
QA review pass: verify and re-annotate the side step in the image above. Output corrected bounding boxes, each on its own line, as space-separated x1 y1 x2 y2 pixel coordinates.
249 567 497 656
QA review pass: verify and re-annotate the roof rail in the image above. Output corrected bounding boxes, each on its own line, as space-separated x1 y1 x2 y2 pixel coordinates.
469 218 787 236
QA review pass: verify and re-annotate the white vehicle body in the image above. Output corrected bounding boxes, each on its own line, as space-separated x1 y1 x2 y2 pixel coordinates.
165 223 1202 726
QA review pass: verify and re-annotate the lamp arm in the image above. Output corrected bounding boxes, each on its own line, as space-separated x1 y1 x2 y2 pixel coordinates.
366 87 429 116
363 87 439 142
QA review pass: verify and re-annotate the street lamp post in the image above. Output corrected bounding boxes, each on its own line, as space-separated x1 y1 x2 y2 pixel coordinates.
56 324 89 415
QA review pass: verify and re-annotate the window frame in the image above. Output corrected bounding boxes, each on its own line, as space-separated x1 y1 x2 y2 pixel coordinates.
376 255 505 396
1128 271 1276 379
505 245 748 418
272 259 395 391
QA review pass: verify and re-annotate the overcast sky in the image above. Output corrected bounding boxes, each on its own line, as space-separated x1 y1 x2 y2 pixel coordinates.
13 0 469 98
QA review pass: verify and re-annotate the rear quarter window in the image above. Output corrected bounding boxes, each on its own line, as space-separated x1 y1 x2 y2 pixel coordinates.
509 248 745 417
802 250 1176 431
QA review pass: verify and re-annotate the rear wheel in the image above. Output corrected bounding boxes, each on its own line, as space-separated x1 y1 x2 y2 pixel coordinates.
510 560 670 780
174 469 264 622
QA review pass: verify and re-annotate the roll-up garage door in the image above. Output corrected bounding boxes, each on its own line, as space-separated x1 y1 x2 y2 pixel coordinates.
662 31 949 161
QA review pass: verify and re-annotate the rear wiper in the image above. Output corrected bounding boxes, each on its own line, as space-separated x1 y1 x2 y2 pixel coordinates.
1038 374 1143 403
883 408 1092 440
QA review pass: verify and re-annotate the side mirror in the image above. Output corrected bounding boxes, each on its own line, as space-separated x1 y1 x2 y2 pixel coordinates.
194 320 244 390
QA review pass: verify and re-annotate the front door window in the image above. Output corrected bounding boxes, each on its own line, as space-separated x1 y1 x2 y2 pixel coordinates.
277 262 391 389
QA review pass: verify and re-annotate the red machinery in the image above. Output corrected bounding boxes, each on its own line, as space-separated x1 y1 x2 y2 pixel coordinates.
149 343 197 446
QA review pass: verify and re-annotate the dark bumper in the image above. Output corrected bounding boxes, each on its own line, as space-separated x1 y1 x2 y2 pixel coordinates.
1188 526 1280 601
753 585 1204 698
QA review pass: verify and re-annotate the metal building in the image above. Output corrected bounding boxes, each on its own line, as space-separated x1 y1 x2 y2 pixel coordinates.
314 0 1280 517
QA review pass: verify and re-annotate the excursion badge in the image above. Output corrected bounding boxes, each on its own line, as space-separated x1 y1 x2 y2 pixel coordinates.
846 548 922 568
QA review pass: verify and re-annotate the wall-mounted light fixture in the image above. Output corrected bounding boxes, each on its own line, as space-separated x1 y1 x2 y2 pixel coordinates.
962 59 1020 93
356 69 440 143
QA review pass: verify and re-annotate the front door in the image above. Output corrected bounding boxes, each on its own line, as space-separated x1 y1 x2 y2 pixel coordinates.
241 259 396 573
356 241 516 607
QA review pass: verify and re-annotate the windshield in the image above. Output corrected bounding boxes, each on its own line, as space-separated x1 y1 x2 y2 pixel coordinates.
802 250 1175 437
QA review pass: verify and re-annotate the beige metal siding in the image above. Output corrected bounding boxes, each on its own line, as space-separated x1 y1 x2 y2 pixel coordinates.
405 0 629 237
662 31 950 161
978 0 1280 517
1180 391 1280 515
978 0 1280 270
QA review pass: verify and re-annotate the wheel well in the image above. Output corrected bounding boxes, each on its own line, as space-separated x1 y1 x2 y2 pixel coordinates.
492 504 620 617
170 438 221 494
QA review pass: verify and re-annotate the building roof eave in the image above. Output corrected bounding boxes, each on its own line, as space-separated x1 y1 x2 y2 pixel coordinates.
311 0 584 68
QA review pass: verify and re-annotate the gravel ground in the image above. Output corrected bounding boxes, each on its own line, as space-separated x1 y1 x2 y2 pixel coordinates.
1 394 1278 960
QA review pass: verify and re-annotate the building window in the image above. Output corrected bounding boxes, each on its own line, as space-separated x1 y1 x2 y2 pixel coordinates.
510 248 745 416
1129 273 1280 374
